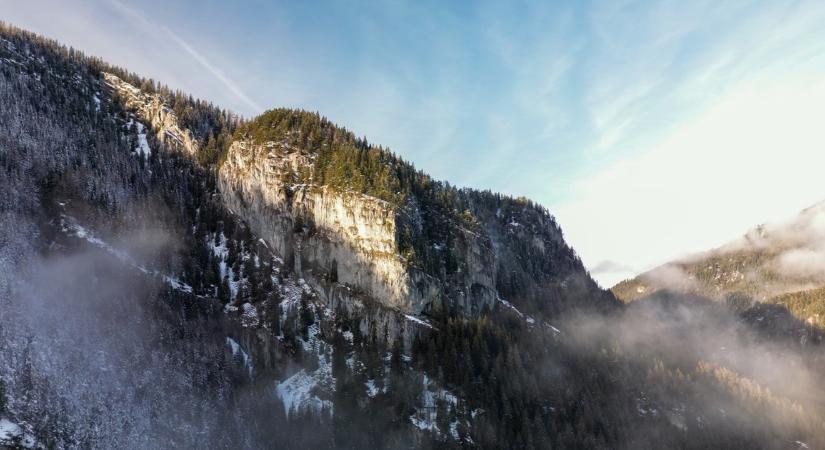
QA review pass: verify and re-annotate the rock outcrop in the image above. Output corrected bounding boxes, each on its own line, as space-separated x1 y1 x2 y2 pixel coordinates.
103 72 200 156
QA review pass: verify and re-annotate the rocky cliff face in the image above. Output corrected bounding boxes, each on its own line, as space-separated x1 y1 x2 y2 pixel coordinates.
218 139 443 314
103 72 200 156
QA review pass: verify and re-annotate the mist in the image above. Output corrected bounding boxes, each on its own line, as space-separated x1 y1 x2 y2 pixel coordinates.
559 291 825 447
0 225 270 448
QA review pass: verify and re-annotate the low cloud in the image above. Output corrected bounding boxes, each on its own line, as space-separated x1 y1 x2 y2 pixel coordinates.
590 259 634 274
775 248 825 279
561 294 825 445
642 263 697 292
588 260 637 288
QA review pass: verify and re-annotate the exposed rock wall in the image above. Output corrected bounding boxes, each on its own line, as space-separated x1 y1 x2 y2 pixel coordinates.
218 140 443 314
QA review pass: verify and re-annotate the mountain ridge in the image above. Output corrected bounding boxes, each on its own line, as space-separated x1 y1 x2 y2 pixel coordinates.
102 68 614 320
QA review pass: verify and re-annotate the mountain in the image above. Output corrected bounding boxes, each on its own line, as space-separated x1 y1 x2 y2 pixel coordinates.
612 201 825 329
3 23 825 450
105 60 610 322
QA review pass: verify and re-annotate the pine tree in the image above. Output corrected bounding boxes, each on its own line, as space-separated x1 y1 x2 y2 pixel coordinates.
218 276 231 303
299 293 314 341
0 376 6 414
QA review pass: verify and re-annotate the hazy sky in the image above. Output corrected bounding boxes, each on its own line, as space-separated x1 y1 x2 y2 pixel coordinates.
4 0 825 286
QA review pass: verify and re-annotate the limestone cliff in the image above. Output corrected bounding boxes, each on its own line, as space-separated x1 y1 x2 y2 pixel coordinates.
218 139 443 314
103 72 200 156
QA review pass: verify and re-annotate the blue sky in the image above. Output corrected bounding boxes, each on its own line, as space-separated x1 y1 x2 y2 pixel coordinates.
5 0 825 286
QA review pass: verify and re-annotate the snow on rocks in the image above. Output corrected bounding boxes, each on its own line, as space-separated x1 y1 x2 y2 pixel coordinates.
449 420 461 441
226 337 254 377
496 296 540 327
135 121 151 158
274 289 336 418
275 367 334 418
274 330 335 418
404 314 435 329
240 302 260 327
496 296 523 317
495 296 560 335
103 72 200 156
365 379 380 398
409 374 460 434
545 323 562 335
0 418 37 448
0 419 21 443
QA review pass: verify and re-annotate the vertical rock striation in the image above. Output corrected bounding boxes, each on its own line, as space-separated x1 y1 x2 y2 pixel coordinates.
218 139 442 314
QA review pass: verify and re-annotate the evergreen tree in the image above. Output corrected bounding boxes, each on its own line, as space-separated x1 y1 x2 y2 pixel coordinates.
0 376 6 415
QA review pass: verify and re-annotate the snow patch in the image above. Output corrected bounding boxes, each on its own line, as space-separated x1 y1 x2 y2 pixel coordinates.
275 294 336 418
135 121 151 158
449 420 460 441
409 374 460 435
365 379 380 398
226 337 254 377
545 323 562 334
0 419 37 448
0 419 21 442
240 302 260 327
275 350 334 418
496 296 538 326
404 314 435 329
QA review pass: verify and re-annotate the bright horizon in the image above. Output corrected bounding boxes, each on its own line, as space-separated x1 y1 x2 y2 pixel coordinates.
5 0 825 287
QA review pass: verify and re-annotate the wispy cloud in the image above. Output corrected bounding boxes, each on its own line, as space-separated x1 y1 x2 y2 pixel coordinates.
161 29 263 113
106 0 262 114
548 0 825 286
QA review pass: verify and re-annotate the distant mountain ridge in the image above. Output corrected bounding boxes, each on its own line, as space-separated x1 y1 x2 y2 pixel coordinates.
612 201 825 327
